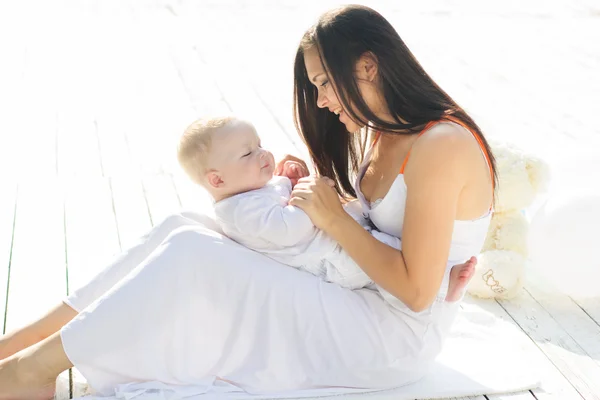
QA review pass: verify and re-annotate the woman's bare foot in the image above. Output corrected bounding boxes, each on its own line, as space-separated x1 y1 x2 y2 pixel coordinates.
445 256 477 302
0 357 56 400
0 332 72 400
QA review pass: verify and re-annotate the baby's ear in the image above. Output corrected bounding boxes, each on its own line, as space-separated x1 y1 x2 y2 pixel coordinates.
206 171 224 188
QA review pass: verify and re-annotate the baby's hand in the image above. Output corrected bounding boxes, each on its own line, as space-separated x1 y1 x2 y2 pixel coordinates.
275 155 309 187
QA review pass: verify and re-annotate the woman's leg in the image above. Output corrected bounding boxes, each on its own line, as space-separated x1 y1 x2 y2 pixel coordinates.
0 332 71 400
0 217 453 399
0 303 77 360
0 213 209 360
0 224 222 398
0 223 402 398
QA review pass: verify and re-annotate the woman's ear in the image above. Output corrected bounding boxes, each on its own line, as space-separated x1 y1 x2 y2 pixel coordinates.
356 52 378 82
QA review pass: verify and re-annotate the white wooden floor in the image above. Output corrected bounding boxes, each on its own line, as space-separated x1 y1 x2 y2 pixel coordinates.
0 1 599 399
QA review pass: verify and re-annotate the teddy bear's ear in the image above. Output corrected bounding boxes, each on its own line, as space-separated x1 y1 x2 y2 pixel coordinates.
525 156 551 194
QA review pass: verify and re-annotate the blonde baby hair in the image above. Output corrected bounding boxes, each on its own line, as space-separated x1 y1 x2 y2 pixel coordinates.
177 116 240 186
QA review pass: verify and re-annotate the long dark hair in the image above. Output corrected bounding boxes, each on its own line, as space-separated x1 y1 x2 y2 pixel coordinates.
293 5 497 198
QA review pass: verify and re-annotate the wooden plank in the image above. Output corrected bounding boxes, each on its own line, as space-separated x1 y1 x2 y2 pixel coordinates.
154 56 197 176
120 96 166 177
0 183 17 334
10 37 60 181
68 179 147 399
94 113 138 179
115 37 190 177
64 177 120 398
0 30 27 107
71 366 92 399
422 396 487 400
465 296 584 400
142 174 182 226
487 391 537 399
496 290 600 400
168 39 231 116
56 108 103 179
523 270 600 367
68 175 157 396
169 33 302 161
64 178 120 294
4 180 70 399
574 298 600 328
190 10 311 161
135 37 197 176
171 172 214 215
109 176 153 250
6 24 69 399
0 29 27 181
193 45 300 162
6 108 59 180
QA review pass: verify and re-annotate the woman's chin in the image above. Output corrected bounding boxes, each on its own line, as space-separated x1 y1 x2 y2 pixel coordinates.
343 121 361 133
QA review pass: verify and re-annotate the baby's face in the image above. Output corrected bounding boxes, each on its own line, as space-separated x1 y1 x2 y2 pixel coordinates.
208 124 275 196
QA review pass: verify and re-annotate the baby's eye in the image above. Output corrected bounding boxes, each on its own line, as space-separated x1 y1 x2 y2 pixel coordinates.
242 151 252 158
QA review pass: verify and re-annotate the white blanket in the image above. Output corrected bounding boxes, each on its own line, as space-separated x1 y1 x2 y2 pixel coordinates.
74 298 540 400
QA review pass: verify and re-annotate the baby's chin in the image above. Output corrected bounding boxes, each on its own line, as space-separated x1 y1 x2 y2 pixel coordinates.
250 173 274 190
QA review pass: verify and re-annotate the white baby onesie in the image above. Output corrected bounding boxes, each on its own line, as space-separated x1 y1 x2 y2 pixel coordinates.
213 176 400 289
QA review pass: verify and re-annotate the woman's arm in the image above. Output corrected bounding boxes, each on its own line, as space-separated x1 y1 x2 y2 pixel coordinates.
292 127 477 312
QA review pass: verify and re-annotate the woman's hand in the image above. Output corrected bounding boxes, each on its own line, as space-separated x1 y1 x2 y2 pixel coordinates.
289 176 348 230
274 155 309 187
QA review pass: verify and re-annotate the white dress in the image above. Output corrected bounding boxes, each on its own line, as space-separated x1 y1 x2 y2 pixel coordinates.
60 126 491 398
213 175 400 289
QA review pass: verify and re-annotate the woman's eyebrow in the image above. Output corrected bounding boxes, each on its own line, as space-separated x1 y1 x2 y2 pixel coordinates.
310 73 325 83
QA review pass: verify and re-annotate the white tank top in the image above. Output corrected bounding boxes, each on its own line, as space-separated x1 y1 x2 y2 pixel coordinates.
354 122 492 312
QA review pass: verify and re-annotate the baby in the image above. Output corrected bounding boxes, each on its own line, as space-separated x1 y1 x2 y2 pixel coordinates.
177 116 401 289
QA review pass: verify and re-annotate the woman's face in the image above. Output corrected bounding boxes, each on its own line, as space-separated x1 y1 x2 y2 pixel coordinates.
303 46 382 133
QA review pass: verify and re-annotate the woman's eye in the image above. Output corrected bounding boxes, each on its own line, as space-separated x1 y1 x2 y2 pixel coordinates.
320 80 329 88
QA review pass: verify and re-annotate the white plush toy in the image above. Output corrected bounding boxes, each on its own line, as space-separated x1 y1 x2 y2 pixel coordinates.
467 141 550 299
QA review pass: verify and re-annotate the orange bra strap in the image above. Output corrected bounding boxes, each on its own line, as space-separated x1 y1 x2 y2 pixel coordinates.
398 120 439 174
372 131 382 147
443 116 495 192
466 124 495 192
378 119 494 193
400 118 494 186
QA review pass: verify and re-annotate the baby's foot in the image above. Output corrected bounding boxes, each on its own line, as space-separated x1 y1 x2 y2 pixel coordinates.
445 256 477 302
0 356 56 400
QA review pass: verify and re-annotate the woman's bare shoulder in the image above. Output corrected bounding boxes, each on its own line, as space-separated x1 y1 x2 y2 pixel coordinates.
408 122 483 172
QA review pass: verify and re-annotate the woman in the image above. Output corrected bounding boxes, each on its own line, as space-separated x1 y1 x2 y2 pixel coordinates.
0 5 494 399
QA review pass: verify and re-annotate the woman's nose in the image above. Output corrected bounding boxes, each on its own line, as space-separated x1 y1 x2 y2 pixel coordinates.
316 91 327 108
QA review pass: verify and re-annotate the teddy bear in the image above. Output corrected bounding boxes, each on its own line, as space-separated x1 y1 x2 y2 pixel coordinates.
467 140 550 299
